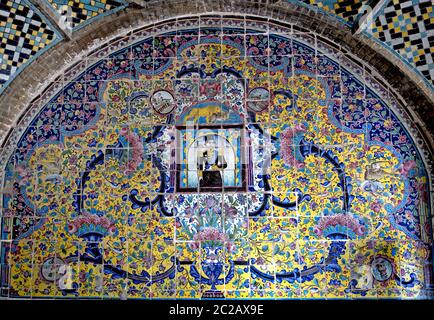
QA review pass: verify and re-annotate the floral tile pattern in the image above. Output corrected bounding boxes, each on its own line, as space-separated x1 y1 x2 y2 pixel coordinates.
0 17 432 299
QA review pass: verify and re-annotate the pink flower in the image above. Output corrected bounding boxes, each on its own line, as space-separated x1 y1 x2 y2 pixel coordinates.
370 201 382 213
224 204 237 218
118 130 144 174
45 109 54 117
399 160 416 177
67 223 77 234
190 227 232 251
68 212 116 236
398 135 407 144
280 125 306 168
315 214 366 237
344 113 353 121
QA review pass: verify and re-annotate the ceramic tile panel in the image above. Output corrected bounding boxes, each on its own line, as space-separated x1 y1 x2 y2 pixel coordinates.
0 16 432 299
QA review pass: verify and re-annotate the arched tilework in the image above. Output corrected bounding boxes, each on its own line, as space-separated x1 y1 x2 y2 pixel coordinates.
0 16 432 299
1 0 433 100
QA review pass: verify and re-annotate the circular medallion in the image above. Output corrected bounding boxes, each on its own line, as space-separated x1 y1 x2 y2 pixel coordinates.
40 257 66 282
371 257 393 282
247 87 270 112
151 90 175 114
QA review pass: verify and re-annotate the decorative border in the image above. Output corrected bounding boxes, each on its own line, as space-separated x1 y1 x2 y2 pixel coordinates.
39 0 129 32
0 0 63 96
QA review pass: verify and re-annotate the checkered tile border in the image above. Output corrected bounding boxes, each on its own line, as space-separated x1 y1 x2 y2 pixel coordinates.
0 0 61 91
44 0 128 30
370 0 434 86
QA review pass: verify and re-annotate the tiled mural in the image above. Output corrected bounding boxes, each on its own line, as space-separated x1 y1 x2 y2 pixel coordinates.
0 17 432 299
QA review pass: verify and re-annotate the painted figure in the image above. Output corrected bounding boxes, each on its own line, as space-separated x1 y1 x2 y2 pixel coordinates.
197 136 227 188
